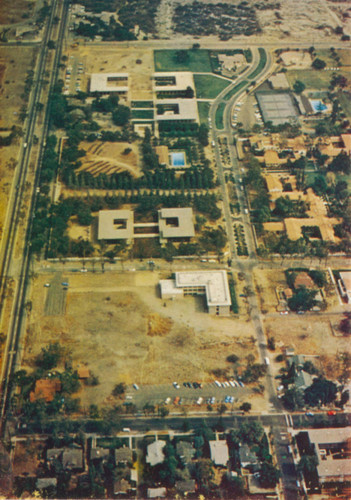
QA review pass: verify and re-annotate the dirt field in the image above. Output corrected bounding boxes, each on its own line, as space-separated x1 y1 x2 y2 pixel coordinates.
66 46 154 101
264 315 350 378
77 141 142 178
25 270 259 409
0 47 37 245
0 0 34 24
253 269 287 313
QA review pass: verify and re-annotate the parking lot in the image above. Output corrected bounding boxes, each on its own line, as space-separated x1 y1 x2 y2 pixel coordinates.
125 380 251 410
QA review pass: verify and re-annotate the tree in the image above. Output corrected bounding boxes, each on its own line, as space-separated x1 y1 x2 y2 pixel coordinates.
112 382 126 397
288 287 318 312
47 40 56 49
339 313 351 336
195 458 215 490
226 354 239 364
221 474 245 497
259 462 280 488
159 406 169 418
240 402 252 413
198 123 209 146
174 50 189 64
293 80 306 94
112 105 130 126
35 342 63 370
77 206 93 226
185 85 194 98
304 377 337 406
312 58 326 70
328 151 350 174
298 454 318 475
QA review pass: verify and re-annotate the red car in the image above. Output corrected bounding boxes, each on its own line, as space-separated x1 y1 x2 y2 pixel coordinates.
327 410 336 416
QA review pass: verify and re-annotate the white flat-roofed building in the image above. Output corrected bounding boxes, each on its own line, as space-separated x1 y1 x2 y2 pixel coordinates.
90 73 129 94
158 207 195 242
155 99 198 122
160 270 231 316
153 72 195 94
338 271 351 303
98 210 134 242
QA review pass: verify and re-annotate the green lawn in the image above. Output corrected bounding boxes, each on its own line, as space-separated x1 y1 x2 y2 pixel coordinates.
337 90 351 117
154 49 212 73
194 74 231 99
286 69 333 90
215 102 226 129
197 101 211 124
223 80 248 101
131 109 154 119
247 48 267 81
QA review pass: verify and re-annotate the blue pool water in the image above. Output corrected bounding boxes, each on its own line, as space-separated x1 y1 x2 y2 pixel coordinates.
171 152 185 167
310 99 327 113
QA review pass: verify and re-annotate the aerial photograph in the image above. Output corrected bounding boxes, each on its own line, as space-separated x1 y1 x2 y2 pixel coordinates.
0 0 350 498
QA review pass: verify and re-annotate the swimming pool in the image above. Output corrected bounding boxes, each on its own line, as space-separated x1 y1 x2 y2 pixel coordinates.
310 99 327 113
171 151 186 167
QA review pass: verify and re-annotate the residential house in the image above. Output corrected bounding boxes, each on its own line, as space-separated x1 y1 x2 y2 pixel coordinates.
115 446 133 465
209 440 229 467
113 478 132 497
36 478 57 491
175 479 196 495
147 487 167 498
239 444 258 468
47 446 84 471
30 379 61 403
176 441 195 465
146 440 166 467
90 447 110 463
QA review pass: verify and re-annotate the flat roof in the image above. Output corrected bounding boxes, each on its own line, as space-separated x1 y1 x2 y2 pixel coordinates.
98 210 133 240
153 72 194 91
317 459 351 481
158 208 195 238
256 91 299 126
340 272 351 293
308 427 351 445
155 99 198 122
175 270 231 307
90 73 129 93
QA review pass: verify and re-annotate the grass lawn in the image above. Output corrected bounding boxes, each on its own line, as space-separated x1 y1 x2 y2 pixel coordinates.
197 101 211 124
131 109 154 119
337 90 351 117
215 102 226 129
247 48 267 81
154 49 212 73
223 80 248 101
286 69 332 90
194 74 231 99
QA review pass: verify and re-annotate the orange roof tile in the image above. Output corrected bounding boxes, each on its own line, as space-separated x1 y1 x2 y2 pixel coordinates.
30 379 61 403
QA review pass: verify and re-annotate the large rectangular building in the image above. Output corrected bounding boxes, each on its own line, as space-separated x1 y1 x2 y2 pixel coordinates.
256 91 299 125
160 270 231 316
90 73 129 95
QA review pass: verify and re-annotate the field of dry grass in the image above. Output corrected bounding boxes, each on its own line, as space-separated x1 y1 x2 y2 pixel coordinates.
25 270 259 408
77 141 142 178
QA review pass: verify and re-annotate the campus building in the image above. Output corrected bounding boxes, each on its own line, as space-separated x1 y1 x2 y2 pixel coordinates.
97 208 195 244
298 428 351 487
90 73 129 96
160 270 231 316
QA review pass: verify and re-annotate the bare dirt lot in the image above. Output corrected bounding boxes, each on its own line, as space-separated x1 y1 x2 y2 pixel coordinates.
264 315 350 379
25 270 260 409
66 46 154 101
0 47 37 245
76 141 142 178
0 0 34 24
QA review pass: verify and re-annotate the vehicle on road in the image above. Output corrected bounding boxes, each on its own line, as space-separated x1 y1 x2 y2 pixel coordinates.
61 282 69 286
133 383 139 390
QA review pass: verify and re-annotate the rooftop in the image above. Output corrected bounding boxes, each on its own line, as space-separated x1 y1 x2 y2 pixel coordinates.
175 270 231 308
155 99 198 122
153 72 194 91
158 207 195 239
340 271 351 293
307 427 351 446
90 73 129 93
30 379 61 403
209 440 229 466
98 210 134 241
146 440 166 467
